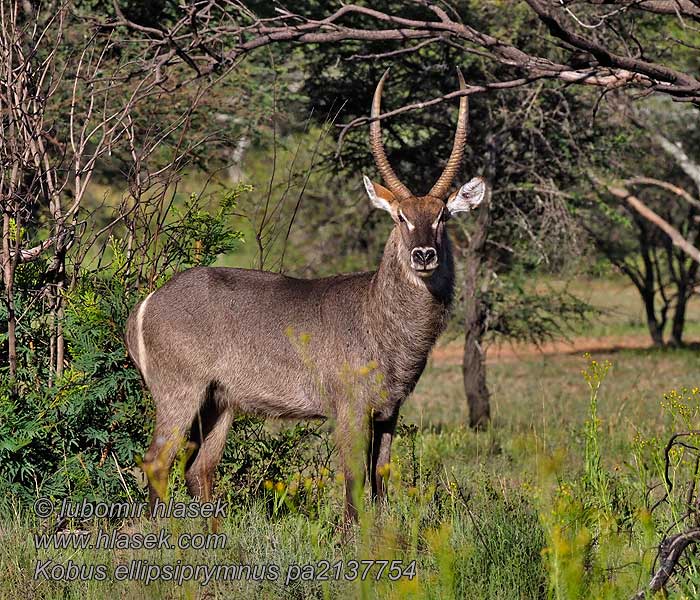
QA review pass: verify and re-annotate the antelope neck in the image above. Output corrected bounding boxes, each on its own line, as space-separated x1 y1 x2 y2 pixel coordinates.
365 228 454 345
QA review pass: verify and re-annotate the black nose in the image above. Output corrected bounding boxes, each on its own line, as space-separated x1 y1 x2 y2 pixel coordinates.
411 247 437 267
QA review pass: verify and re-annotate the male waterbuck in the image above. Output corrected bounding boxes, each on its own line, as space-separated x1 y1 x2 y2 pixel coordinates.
125 69 486 523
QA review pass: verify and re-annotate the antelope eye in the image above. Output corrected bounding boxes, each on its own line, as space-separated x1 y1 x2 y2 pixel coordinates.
398 213 406 223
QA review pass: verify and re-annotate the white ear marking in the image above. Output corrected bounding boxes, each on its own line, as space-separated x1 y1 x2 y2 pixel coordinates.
446 177 486 215
363 175 393 213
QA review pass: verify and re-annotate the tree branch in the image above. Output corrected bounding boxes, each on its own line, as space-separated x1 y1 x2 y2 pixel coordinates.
585 0 700 21
651 132 700 195
593 174 700 263
623 176 700 209
526 0 700 92
112 1 700 107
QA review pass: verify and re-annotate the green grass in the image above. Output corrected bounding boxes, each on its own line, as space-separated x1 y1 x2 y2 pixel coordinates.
4 278 700 599
412 346 700 441
1 478 548 600
541 275 700 339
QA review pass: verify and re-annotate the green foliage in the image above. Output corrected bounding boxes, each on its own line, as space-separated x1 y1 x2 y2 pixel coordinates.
0 187 249 510
4 347 700 598
444 272 594 345
535 355 700 599
218 417 334 518
166 186 248 268
486 278 594 345
453 479 547 599
0 268 147 510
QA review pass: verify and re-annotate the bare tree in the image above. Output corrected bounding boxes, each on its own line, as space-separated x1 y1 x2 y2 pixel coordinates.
0 1 239 383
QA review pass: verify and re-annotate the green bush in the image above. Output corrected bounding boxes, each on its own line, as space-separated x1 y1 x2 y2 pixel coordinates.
0 186 254 510
0 268 147 510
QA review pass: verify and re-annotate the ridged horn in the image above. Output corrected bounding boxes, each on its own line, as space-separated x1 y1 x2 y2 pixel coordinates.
428 69 468 199
369 69 413 201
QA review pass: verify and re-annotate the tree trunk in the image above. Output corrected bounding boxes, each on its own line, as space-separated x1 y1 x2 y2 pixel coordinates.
2 212 17 379
670 260 698 347
462 262 490 429
641 288 665 347
462 137 495 430
636 228 666 347
671 290 687 347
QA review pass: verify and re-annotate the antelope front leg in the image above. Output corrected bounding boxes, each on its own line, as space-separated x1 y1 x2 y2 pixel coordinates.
369 413 398 505
336 405 370 525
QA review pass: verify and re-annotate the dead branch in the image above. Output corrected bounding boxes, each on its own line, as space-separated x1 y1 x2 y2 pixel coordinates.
632 431 700 599
592 174 700 264
623 177 700 210
632 529 700 599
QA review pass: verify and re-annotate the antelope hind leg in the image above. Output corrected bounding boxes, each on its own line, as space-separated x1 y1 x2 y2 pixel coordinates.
143 391 201 514
185 407 233 503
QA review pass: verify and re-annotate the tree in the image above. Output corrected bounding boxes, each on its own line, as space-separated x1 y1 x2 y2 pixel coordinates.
0 0 259 384
588 177 700 347
578 100 700 347
112 0 624 428
109 1 700 107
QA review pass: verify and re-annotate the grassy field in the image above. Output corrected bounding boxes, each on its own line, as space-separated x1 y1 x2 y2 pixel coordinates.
2 278 700 599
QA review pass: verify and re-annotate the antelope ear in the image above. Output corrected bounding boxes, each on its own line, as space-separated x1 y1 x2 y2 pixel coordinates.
363 175 396 214
446 177 486 215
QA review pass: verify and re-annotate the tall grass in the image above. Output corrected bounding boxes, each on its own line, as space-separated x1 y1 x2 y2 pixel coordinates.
3 351 699 599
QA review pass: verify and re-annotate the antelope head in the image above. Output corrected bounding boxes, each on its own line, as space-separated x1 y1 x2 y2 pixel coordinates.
363 69 486 278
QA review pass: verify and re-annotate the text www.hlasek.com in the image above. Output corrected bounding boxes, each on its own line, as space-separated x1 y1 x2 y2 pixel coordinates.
34 528 225 551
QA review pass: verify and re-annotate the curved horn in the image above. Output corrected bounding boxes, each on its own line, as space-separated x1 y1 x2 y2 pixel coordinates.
429 69 468 199
370 69 413 200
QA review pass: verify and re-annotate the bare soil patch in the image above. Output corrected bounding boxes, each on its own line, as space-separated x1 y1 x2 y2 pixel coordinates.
431 334 659 366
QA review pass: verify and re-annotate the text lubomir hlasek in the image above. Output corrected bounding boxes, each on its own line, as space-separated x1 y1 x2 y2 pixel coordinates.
53 497 227 521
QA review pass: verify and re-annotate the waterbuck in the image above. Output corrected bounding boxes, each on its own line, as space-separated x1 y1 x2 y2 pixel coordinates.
125 69 486 523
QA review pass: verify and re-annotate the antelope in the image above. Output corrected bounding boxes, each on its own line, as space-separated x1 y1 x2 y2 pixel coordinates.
125 69 486 523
